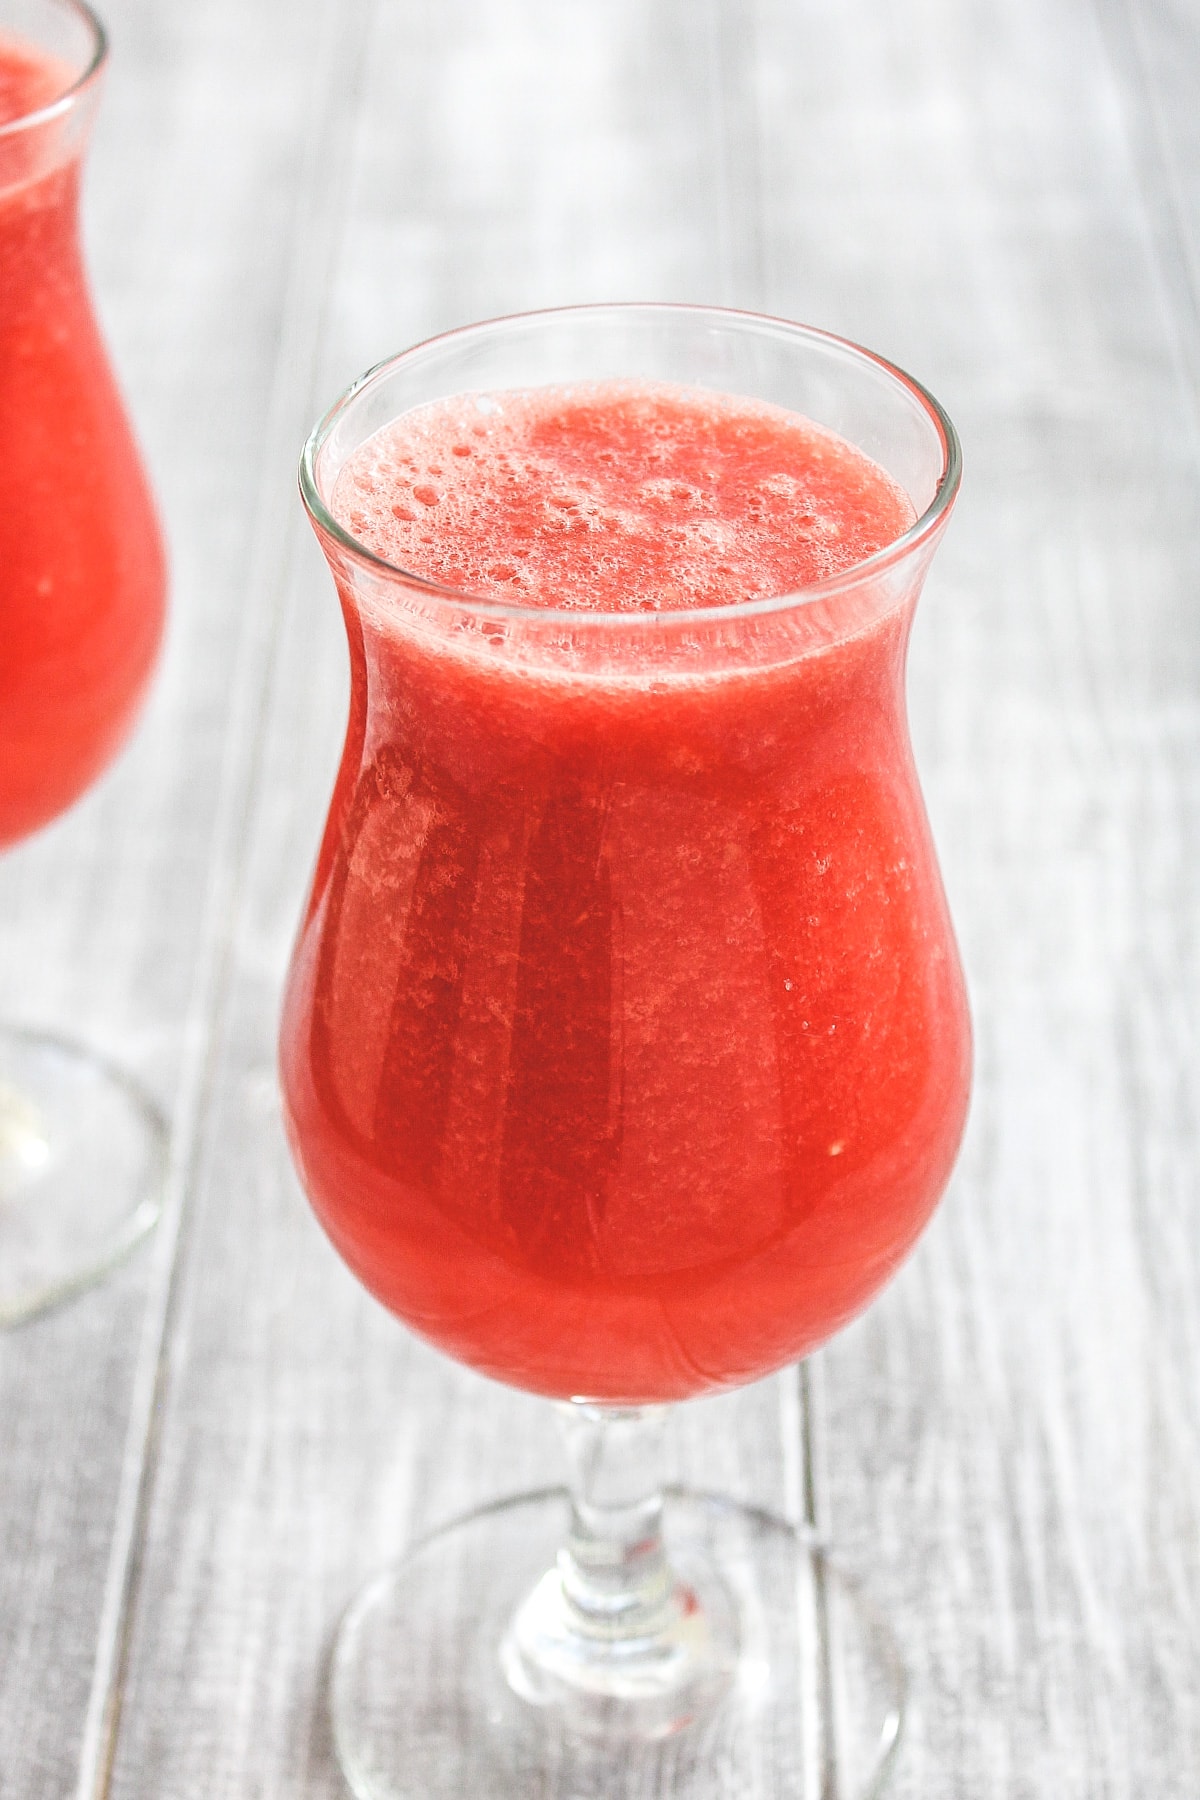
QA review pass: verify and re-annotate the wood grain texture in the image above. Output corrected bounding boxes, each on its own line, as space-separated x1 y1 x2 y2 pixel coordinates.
101 7 799 1796
746 0 1200 1793
1097 0 1200 422
0 0 380 1793
1 0 1198 1794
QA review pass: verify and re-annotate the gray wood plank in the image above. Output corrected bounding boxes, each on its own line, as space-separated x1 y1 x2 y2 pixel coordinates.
100 4 806 1797
0 0 372 1793
747 0 1200 1792
9 0 1196 1795
1096 0 1200 416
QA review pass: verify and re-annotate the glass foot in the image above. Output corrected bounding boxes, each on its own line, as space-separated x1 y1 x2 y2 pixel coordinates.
332 1487 906 1800
0 1025 167 1327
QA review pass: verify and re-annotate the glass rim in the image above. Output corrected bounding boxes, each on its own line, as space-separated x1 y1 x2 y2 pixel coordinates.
299 302 963 629
0 0 107 141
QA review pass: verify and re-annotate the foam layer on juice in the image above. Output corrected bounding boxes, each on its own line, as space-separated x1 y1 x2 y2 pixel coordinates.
331 381 915 613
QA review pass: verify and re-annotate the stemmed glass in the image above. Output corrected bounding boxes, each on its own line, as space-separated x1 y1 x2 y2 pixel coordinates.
0 0 167 1324
280 304 968 1799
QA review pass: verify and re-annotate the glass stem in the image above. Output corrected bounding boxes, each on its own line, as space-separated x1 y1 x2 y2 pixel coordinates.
554 1402 679 1644
502 1399 736 1733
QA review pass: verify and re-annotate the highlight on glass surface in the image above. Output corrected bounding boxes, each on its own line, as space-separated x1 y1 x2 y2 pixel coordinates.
0 0 167 1323
280 303 968 1799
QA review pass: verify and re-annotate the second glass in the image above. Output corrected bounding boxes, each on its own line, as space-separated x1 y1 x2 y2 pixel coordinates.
280 304 969 1799
0 0 167 1324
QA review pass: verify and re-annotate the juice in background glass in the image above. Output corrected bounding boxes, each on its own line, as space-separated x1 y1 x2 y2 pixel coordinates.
280 378 970 1402
0 0 167 1329
0 19 165 848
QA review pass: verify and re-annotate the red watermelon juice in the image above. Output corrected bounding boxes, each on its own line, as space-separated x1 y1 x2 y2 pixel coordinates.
280 379 970 1403
0 29 165 846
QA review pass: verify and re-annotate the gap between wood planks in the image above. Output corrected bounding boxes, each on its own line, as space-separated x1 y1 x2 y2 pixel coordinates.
73 3 377 1795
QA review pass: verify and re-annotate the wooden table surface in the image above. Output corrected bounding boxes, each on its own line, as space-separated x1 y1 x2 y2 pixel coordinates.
3 0 1199 1794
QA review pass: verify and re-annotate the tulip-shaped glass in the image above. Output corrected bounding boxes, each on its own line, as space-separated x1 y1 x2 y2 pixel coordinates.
281 305 969 1800
0 0 167 1324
